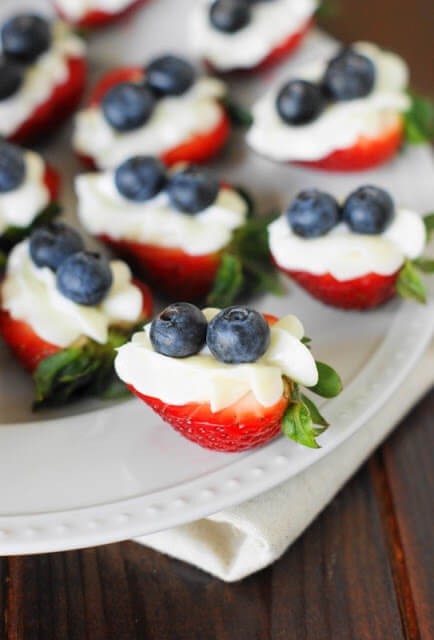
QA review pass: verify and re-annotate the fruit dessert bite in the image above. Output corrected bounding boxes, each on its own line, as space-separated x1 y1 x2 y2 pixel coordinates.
268 186 431 310
115 303 342 452
0 140 61 262
53 0 147 29
247 43 413 170
0 13 87 145
0 222 153 407
76 158 278 302
73 54 230 170
189 0 316 73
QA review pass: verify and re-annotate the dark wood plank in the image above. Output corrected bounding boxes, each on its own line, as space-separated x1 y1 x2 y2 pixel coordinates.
371 389 434 640
269 465 405 640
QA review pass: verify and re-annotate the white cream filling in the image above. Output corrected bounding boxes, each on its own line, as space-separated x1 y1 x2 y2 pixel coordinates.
0 152 50 235
269 208 426 281
56 0 135 21
1 240 143 347
73 76 227 169
0 22 86 137
115 308 318 412
247 42 410 162
190 0 317 71
76 172 248 254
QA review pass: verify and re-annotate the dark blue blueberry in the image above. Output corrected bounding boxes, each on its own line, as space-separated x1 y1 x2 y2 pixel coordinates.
286 190 341 238
342 185 395 234
322 48 376 101
1 14 51 64
29 222 85 271
0 58 23 100
102 82 155 132
206 306 270 364
209 0 251 34
150 302 207 358
146 55 196 97
56 251 113 306
115 156 166 202
0 141 25 193
276 80 326 126
167 167 219 214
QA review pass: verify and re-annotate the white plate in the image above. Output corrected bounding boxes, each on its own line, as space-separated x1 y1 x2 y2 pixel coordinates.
0 0 433 554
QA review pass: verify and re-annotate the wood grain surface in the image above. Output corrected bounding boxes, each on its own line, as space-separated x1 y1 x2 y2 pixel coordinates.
1 1 433 638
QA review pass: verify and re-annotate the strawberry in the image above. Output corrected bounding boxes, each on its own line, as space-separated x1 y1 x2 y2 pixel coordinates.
54 0 148 29
0 278 153 373
282 266 400 310
78 65 230 169
100 234 221 300
43 164 61 202
294 117 404 172
132 383 291 452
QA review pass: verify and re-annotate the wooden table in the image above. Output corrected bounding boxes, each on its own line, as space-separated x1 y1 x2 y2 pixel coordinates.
1 2 433 638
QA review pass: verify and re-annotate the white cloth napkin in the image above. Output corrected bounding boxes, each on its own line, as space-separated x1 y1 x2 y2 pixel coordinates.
134 340 433 581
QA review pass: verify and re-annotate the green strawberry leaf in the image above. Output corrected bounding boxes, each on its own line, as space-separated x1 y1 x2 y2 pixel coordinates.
221 96 253 128
412 257 434 273
0 202 62 254
301 393 329 428
423 212 434 242
282 401 321 449
207 253 244 308
301 336 312 347
404 92 434 145
309 361 343 398
396 259 427 304
315 0 338 19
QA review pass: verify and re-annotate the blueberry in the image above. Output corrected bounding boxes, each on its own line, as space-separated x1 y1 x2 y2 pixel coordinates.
207 306 270 364
146 55 195 97
209 0 251 34
167 167 219 214
0 58 23 100
1 14 51 64
56 251 113 306
115 156 166 202
150 302 207 358
286 190 341 238
342 185 395 234
322 48 376 101
29 222 85 271
102 82 155 132
0 141 25 193
276 80 326 126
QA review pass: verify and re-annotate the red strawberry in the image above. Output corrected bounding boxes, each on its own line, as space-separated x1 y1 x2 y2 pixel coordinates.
0 278 153 372
99 234 221 300
43 164 61 202
126 314 293 453
78 65 230 169
281 265 400 310
54 0 148 29
294 117 404 172
8 56 87 146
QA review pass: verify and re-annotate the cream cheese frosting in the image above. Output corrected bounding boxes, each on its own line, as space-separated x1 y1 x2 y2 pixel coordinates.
56 0 136 21
115 308 318 412
0 22 85 138
269 208 426 280
1 240 143 347
0 152 50 235
73 76 226 169
190 0 317 71
75 172 248 254
247 42 410 162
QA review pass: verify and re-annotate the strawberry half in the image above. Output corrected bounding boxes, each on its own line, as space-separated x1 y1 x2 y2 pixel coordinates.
54 0 148 29
8 56 87 146
294 117 404 172
78 66 230 169
282 266 400 310
0 278 153 373
100 234 221 300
